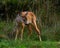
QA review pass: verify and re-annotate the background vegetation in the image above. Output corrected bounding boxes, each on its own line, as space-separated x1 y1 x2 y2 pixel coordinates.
0 0 60 48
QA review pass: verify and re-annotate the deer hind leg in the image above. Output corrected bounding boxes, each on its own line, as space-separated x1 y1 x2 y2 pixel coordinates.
20 23 25 40
33 21 42 41
27 24 32 39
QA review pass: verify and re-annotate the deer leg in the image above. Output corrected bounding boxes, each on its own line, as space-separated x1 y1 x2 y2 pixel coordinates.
33 21 42 41
27 24 32 39
15 27 19 40
20 23 25 40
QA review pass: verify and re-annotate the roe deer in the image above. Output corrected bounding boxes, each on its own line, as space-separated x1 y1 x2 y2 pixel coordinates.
14 11 42 41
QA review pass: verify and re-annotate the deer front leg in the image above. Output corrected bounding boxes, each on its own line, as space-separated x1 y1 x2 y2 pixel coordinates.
20 23 25 40
33 21 42 41
15 28 19 40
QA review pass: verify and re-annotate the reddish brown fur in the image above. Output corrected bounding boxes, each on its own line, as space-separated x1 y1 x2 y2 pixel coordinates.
15 11 42 41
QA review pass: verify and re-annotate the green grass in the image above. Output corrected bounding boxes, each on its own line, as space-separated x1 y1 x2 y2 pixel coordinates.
0 21 60 48
0 39 60 48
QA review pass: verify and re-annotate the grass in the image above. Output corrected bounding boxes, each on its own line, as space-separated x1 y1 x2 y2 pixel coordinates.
0 21 60 48
0 39 60 48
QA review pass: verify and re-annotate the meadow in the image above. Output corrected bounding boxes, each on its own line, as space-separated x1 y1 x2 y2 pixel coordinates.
0 21 60 48
0 39 60 48
0 0 60 48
